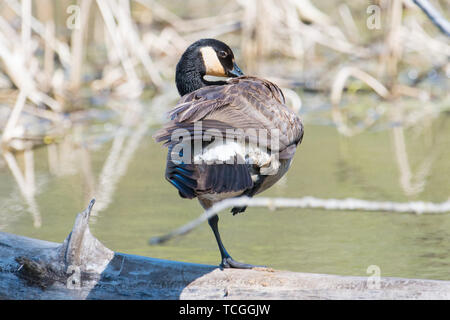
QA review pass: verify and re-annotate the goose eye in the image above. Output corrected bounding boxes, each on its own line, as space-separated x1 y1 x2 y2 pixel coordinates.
218 50 228 59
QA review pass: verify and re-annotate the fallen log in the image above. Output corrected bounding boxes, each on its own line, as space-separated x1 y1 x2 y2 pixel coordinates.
0 200 449 300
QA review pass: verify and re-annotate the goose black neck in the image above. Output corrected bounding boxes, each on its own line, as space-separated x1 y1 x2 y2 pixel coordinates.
175 68 205 97
175 50 226 96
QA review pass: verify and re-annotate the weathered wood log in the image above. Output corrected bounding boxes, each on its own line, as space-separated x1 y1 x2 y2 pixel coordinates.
0 200 449 300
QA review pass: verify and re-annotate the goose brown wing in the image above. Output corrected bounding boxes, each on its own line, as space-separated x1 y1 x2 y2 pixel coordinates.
153 76 304 158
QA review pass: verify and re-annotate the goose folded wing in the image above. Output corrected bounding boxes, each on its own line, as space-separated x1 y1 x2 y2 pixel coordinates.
153 79 303 159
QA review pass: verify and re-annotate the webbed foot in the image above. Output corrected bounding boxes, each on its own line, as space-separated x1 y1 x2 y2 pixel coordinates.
231 205 247 215
220 257 266 269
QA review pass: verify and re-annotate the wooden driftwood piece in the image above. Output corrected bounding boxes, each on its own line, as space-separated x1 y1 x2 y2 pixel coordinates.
0 200 450 300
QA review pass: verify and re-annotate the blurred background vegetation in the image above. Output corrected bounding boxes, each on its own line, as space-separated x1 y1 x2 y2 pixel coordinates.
0 0 449 279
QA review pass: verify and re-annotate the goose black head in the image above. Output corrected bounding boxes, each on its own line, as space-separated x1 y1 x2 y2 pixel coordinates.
175 39 244 96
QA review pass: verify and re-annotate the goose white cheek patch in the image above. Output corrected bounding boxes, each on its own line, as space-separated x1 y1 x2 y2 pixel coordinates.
200 46 226 77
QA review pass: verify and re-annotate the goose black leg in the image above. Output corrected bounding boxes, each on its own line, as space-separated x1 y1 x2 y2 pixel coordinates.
208 214 262 269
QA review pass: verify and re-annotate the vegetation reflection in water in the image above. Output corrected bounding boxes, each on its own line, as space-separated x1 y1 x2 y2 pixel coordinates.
0 92 449 281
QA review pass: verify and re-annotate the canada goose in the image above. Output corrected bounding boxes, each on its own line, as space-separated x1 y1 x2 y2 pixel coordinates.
153 39 304 269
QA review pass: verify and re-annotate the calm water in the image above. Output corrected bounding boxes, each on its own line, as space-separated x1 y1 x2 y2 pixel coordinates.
1 94 449 281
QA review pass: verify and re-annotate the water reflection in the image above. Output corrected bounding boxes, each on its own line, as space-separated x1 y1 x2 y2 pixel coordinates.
0 93 449 280
0 88 178 228
390 106 445 197
2 150 41 227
